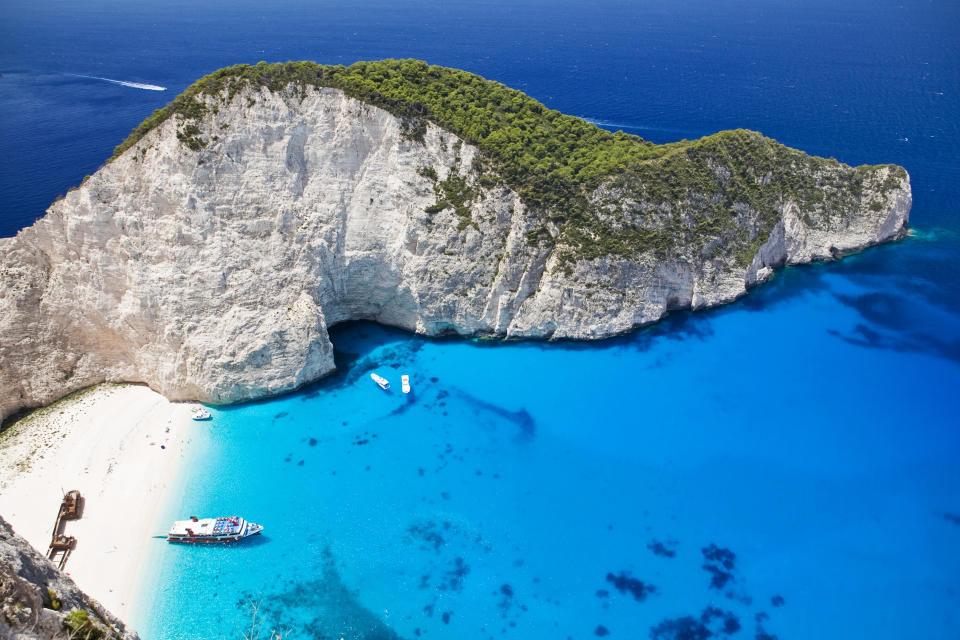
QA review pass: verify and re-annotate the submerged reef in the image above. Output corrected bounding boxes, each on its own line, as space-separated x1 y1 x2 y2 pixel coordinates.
702 543 738 591
605 571 658 602
238 548 404 640
648 539 678 558
650 607 742 640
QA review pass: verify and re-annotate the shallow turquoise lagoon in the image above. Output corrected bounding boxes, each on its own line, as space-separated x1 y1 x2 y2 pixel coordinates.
137 241 960 640
3 2 957 636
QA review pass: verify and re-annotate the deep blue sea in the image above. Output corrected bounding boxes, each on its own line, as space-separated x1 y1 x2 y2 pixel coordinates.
2 0 959 638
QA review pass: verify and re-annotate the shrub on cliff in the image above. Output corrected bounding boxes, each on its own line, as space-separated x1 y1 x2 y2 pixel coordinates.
110 59 905 264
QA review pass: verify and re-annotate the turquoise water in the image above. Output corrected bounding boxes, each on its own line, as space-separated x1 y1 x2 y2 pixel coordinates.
2 0 959 637
138 242 960 639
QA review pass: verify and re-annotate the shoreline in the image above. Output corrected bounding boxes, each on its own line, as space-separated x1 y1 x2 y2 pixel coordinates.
0 383 200 629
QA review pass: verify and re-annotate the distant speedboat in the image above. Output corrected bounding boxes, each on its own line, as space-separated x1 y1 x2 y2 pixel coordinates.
401 375 411 394
191 407 211 421
370 373 390 390
166 516 263 543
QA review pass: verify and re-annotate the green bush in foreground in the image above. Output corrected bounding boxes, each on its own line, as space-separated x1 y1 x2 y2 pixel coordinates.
63 608 107 640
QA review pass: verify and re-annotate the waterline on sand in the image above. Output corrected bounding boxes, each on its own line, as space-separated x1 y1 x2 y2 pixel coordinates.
0 384 203 628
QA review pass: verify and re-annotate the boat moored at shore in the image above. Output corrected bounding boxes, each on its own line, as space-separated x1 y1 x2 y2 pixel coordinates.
166 516 263 543
191 407 211 420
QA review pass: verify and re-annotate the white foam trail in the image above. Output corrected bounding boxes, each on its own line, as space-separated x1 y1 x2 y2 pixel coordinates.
69 74 166 91
582 117 677 134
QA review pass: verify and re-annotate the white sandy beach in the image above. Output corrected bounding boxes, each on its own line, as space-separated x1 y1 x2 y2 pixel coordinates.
0 383 198 624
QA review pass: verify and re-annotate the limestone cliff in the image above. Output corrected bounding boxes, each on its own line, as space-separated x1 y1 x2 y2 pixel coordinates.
0 62 910 421
0 517 138 640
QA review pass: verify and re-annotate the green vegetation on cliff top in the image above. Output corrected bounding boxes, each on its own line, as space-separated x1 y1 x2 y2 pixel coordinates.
112 59 905 264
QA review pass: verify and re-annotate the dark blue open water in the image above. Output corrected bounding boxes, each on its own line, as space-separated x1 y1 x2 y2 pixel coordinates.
1 1 958 638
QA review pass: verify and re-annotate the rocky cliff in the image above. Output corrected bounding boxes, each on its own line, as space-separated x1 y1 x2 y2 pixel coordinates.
0 61 911 422
0 517 138 640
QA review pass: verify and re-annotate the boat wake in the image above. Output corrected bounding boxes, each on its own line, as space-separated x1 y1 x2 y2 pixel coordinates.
582 117 698 138
68 74 166 91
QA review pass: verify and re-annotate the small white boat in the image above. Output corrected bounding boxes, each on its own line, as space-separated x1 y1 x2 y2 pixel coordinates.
191 407 211 421
370 373 390 390
401 375 411 394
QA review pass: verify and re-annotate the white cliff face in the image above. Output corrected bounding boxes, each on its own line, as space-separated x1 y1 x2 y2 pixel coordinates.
0 85 910 421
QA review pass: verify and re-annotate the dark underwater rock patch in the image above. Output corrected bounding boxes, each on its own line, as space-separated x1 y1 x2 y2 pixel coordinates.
650 607 741 640
835 292 912 332
700 607 740 635
828 322 960 366
496 582 516 618
702 564 735 590
595 624 611 636
389 399 417 416
752 612 780 640
701 544 737 591
605 571 657 602
453 389 536 440
439 556 470 592
237 547 404 640
648 539 677 558
702 544 736 570
771 595 785 607
650 616 711 640
407 520 448 552
352 432 371 446
944 513 960 526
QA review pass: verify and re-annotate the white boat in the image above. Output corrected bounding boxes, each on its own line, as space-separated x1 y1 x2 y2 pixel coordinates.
166 515 263 544
191 407 211 421
370 373 390 390
401 375 411 394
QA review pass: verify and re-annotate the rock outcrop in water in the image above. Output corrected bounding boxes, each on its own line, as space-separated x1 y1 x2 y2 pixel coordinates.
0 61 911 422
0 516 138 639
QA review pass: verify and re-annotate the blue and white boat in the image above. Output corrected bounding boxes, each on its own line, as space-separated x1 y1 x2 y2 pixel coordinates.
166 516 263 544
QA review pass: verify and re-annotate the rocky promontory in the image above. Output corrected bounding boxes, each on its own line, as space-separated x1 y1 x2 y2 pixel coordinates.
0 516 138 639
0 60 911 421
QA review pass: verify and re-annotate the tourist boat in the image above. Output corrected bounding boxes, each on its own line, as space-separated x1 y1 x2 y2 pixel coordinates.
401 375 411 394
191 407 211 421
370 373 390 390
166 516 263 543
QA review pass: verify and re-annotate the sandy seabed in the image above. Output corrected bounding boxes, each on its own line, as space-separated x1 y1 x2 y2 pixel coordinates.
0 383 199 625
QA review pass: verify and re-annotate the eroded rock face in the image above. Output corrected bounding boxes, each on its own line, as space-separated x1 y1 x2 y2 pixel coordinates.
0 85 910 421
0 516 138 640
